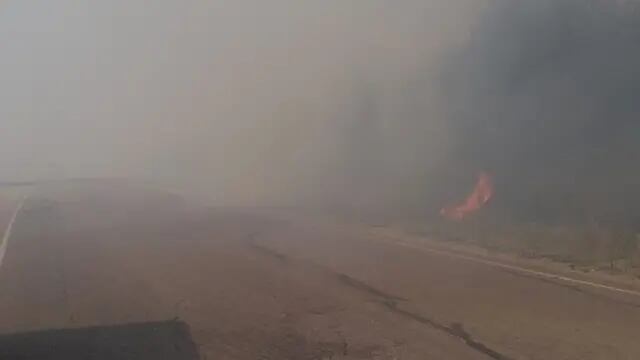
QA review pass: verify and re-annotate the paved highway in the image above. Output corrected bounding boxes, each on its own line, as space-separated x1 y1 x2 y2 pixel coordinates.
1 182 639 359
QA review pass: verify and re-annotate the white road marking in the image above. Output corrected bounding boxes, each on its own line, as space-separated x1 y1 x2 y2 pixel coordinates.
0 196 27 269
375 237 640 298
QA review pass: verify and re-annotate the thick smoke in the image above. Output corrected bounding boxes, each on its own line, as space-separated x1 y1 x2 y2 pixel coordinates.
8 0 636 226
442 0 640 227
0 1 482 208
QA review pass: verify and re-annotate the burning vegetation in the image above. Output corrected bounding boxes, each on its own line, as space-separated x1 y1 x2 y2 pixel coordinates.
428 0 640 272
441 172 494 221
442 0 640 227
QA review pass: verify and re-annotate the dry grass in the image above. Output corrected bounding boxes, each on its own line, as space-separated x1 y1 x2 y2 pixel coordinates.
408 217 640 276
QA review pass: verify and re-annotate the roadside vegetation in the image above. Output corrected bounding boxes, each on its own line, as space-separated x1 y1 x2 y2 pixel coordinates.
405 216 640 277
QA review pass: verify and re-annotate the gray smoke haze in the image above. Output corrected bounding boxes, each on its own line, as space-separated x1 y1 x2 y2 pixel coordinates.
444 0 640 226
0 0 484 207
4 1 637 225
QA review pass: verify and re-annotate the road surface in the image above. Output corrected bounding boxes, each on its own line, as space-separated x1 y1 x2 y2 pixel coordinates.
1 182 640 359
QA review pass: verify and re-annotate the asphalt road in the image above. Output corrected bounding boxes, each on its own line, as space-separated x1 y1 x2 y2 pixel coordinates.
1 183 640 359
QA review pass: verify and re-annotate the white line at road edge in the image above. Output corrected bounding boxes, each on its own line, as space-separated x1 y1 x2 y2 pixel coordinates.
0 196 27 269
377 237 640 298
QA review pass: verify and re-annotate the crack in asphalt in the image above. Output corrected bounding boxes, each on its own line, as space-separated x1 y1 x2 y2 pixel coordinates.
248 242 514 360
248 243 289 263
335 273 408 302
382 302 512 360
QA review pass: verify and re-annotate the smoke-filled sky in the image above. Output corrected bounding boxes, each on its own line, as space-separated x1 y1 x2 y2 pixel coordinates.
445 0 640 225
2 0 638 224
0 0 483 205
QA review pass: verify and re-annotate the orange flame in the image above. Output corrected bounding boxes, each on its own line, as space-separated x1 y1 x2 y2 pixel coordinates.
440 171 494 220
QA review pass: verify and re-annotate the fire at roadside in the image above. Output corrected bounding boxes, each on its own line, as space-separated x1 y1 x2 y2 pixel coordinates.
431 170 640 276
417 0 640 275
440 172 494 221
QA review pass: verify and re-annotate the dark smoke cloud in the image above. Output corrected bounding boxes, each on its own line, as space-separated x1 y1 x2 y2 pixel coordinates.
442 0 640 226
